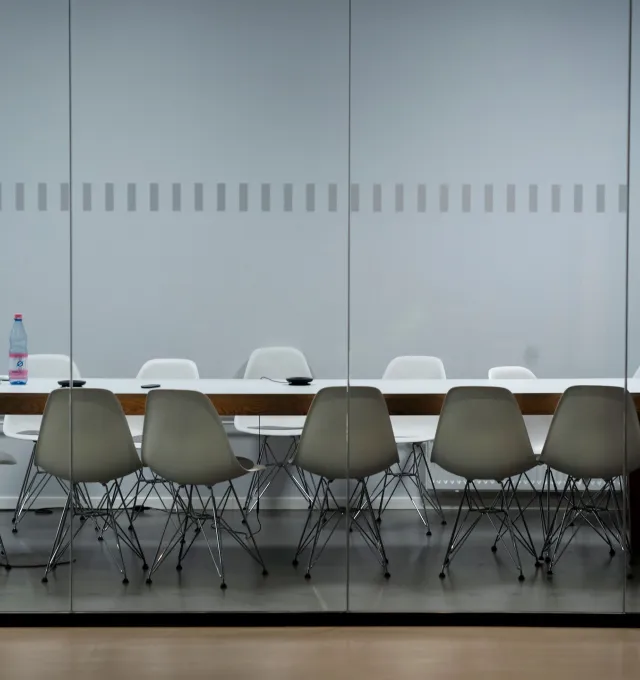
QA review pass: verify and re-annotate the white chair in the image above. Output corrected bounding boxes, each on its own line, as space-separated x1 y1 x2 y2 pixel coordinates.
292 387 399 579
235 347 313 514
128 358 200 441
373 356 446 532
4 354 81 532
488 365 548 456
126 358 200 526
539 386 640 576
432 386 539 581
36 388 146 584
142 390 268 589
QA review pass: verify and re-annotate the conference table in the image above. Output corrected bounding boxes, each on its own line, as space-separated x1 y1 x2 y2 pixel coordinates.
2 377 640 551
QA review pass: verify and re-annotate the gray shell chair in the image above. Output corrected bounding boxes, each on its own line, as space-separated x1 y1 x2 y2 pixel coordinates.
539 386 640 576
141 390 268 589
291 386 399 579
35 388 146 584
5 355 81 533
431 386 538 581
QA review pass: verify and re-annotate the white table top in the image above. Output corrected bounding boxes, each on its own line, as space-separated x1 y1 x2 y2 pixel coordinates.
0 377 637 396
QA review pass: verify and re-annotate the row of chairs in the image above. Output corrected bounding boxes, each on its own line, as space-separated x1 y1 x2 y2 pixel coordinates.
3 350 450 539
2 380 638 588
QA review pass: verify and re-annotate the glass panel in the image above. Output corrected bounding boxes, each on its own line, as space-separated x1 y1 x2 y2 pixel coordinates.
625 0 638 614
70 0 349 613
348 0 630 614
0 0 72 612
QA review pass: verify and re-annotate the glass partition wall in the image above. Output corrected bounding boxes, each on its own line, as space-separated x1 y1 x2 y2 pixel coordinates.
0 0 72 612
0 0 636 618
68 0 350 612
348 0 632 613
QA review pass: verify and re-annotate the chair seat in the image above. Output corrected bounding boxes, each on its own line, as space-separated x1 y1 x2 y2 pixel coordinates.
524 416 551 457
235 416 305 437
0 451 16 465
391 416 438 445
236 457 265 474
4 429 39 441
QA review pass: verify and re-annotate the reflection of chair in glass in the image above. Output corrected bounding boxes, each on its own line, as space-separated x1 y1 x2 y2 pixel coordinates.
540 386 640 577
142 390 267 590
4 354 81 533
432 387 538 581
127 358 200 525
292 387 399 580
371 356 446 532
36 389 146 584
234 346 313 514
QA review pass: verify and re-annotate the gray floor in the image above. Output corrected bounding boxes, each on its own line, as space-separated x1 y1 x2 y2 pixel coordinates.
0 504 636 613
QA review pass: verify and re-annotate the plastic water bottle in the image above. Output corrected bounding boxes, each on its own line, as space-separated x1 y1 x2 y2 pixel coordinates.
9 314 28 385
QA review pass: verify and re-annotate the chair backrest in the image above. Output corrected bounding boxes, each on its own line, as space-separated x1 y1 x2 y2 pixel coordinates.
540 386 640 479
35 388 141 483
26 354 81 379
4 354 81 437
136 358 199 380
295 387 399 480
488 366 536 380
383 356 446 380
431 386 536 481
243 347 311 379
143 389 247 486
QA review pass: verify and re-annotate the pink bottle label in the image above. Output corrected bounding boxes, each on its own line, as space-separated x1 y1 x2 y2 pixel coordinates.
9 353 28 381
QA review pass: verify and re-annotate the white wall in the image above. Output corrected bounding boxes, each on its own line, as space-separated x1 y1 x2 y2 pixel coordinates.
0 0 636 504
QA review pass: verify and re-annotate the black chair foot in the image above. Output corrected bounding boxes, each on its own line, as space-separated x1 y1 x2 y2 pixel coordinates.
220 582 227 590
609 548 616 557
145 578 152 585
535 561 541 568
42 577 48 583
128 525 134 531
4 564 11 571
438 572 446 579
122 578 129 585
142 563 148 571
376 517 382 524
384 571 391 579
426 530 432 537
547 570 553 577
544 555 551 564
262 569 268 576
97 536 104 542
11 528 17 534
292 559 299 567
176 564 182 572
441 520 447 525
491 545 497 553
304 572 311 580
518 574 525 582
